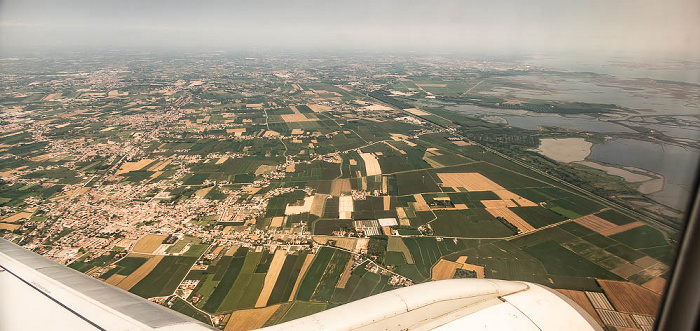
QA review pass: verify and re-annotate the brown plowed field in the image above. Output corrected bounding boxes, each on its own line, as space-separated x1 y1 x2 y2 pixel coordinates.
437 172 503 191
598 280 661 316
485 207 535 232
556 289 604 327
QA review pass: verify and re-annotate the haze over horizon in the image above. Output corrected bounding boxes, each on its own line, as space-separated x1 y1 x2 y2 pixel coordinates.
1 0 699 58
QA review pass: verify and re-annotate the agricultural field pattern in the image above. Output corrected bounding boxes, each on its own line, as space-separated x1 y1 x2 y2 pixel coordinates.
1 53 692 330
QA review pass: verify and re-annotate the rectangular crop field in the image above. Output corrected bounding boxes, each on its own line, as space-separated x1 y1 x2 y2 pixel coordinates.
132 234 166 254
115 255 163 290
295 247 334 301
522 241 620 280
129 256 197 298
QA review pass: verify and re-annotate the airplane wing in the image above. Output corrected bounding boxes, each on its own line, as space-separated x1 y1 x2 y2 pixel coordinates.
260 278 603 331
0 238 212 331
1 238 601 330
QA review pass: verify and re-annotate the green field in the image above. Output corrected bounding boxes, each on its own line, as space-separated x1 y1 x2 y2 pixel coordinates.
166 236 202 254
522 241 621 279
267 252 307 305
202 247 248 312
309 249 352 302
169 297 211 325
295 247 335 301
275 301 327 324
115 256 147 275
430 209 516 238
595 209 637 225
217 250 266 312
510 206 567 228
330 271 382 305
130 256 198 298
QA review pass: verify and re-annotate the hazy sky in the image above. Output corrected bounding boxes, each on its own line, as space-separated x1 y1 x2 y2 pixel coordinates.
1 0 699 57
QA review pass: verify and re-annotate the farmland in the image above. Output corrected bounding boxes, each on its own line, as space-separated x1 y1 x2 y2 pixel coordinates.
129 256 197 298
0 52 686 330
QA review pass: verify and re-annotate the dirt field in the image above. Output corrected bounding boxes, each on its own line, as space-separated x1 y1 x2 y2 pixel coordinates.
599 221 644 236
331 178 351 196
575 215 617 232
285 196 314 215
453 204 469 210
633 256 660 269
132 234 167 254
432 259 459 280
0 223 20 230
149 171 163 180
404 108 430 116
116 255 164 290
493 190 538 207
480 200 518 208
116 159 154 175
334 237 357 251
225 305 281 331
598 280 661 316
642 277 666 294
437 172 503 191
147 160 171 172
307 104 330 112
383 196 391 211
256 250 288 307
0 166 27 178
485 207 535 233
310 194 327 217
387 237 414 264
611 263 644 279
216 157 229 165
285 163 296 172
412 194 430 212
338 195 353 219
281 106 316 123
556 289 604 327
432 257 485 280
263 130 279 137
452 140 473 146
195 187 213 198
289 254 315 301
575 215 644 236
226 128 247 136
105 274 127 286
0 211 32 223
211 246 225 256
270 216 285 228
255 164 277 175
396 208 411 226
360 153 382 176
